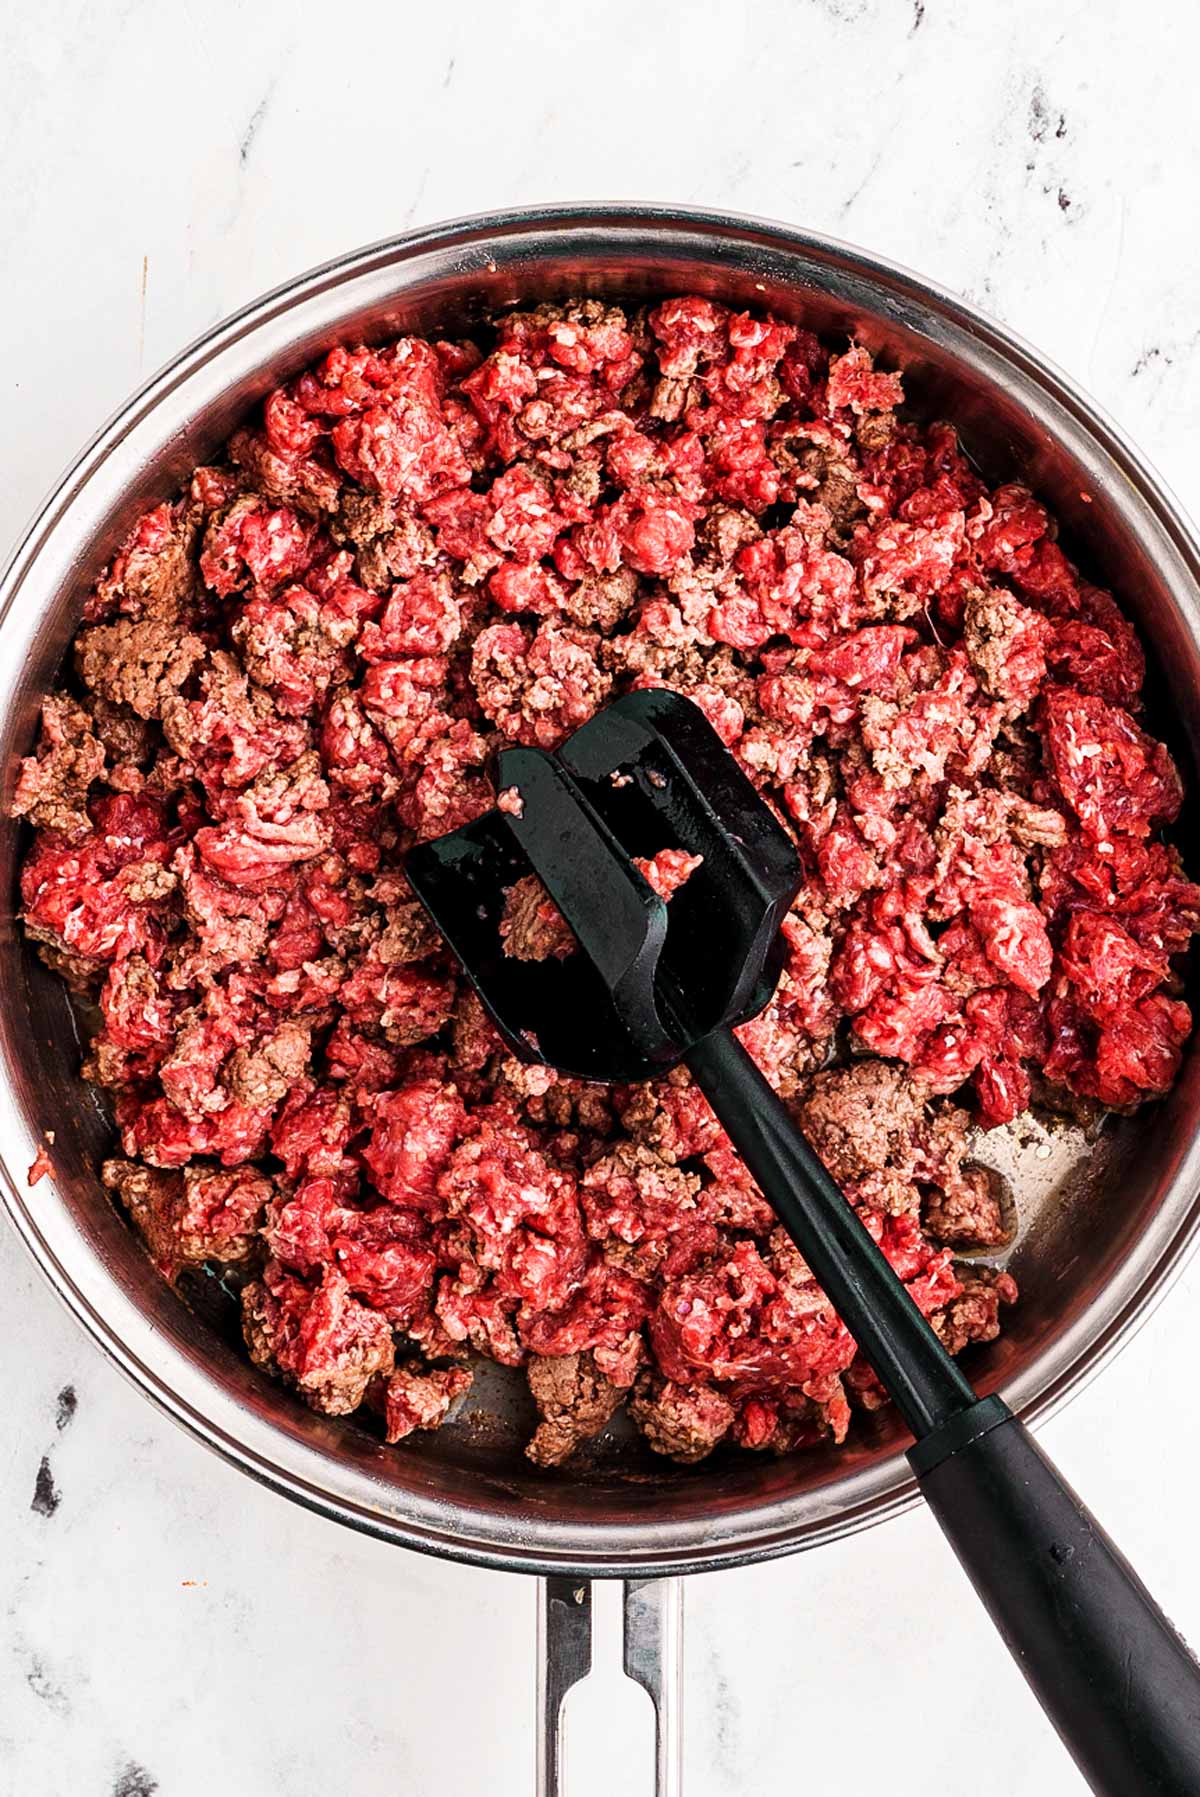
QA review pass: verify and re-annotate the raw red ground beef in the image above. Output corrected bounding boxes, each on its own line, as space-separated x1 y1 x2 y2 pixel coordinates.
15 296 1200 1467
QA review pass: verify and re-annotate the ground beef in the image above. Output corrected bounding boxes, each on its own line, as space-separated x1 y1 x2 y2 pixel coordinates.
17 296 1199 1466
526 1350 625 1466
373 1359 473 1444
931 1269 1020 1356
628 1374 737 1462
87 498 201 622
963 585 1048 706
499 873 575 962
75 617 207 720
242 1263 396 1416
12 695 106 838
83 693 157 778
102 1157 274 1279
796 1060 1010 1249
922 1166 1010 1248
228 1021 314 1109
796 1059 930 1186
632 848 703 900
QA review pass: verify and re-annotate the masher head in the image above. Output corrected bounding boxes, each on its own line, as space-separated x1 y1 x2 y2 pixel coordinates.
405 688 803 1082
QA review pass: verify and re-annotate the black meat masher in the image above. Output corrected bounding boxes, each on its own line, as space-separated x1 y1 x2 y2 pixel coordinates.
407 686 1200 1797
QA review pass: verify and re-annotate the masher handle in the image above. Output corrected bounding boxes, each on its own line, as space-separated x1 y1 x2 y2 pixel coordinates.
685 1026 974 1437
914 1407 1200 1796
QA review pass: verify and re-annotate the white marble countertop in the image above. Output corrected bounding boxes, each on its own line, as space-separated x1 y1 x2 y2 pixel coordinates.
3 2 1200 1791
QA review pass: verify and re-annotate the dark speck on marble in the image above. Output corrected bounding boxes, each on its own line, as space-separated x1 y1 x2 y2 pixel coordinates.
706 1643 742 1782
30 1456 59 1518
113 1765 159 1797
1132 343 1185 377
1028 88 1068 149
239 89 272 165
25 1655 70 1717
55 1383 77 1431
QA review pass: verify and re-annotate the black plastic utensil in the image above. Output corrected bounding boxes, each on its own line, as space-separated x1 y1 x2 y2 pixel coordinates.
407 686 1200 1797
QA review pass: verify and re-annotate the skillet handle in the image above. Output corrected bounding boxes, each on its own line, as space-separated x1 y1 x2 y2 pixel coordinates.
623 1577 684 1796
912 1401 1200 1796
537 1576 682 1796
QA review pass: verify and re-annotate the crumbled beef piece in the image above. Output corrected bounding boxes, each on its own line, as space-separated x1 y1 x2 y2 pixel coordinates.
734 1381 852 1453
18 296 1197 1467
797 1059 929 1186
332 491 437 591
200 493 319 597
362 1079 466 1205
858 651 982 789
436 1119 587 1324
265 1181 437 1327
922 1166 1010 1248
472 619 613 747
581 1138 701 1246
374 1359 473 1443
339 951 455 1046
798 1059 1009 1246
633 848 703 900
647 1234 862 1407
498 1056 558 1105
736 981 830 1099
242 1262 396 1415
450 988 504 1077
87 499 200 622
103 1157 272 1278
231 583 356 717
931 1269 1019 1355
559 567 641 632
20 792 177 968
228 424 342 516
525 1350 624 1466
776 436 866 539
1039 687 1181 840
826 345 905 415
12 694 106 838
499 873 576 962
82 693 157 773
27 1142 53 1186
76 618 207 720
227 1021 313 1109
963 586 1047 707
499 850 699 965
193 749 332 888
1006 793 1069 849
33 939 107 993
161 649 308 795
628 1374 736 1463
321 339 473 505
854 412 895 454
375 898 438 965
617 1071 724 1163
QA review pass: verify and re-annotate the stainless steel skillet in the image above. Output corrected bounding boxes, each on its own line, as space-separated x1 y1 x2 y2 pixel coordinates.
2 206 1200 1793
